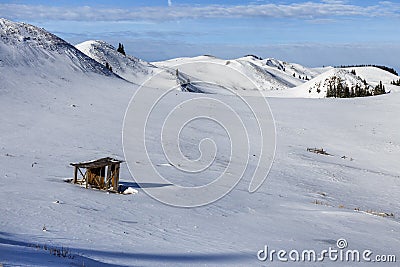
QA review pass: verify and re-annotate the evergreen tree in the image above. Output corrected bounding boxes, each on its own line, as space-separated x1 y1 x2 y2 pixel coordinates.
350 87 355 98
326 79 335 97
326 86 332 97
336 80 344 98
344 85 350 98
332 82 337 98
117 43 126 56
355 84 360 97
105 62 112 72
391 79 400 86
373 81 386 95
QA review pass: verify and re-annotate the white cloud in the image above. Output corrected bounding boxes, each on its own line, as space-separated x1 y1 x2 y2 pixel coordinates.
0 2 399 21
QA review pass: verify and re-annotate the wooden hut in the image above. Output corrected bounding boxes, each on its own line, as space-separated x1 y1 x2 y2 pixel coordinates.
70 157 124 191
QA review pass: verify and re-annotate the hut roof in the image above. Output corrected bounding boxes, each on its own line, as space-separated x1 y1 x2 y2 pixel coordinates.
70 157 124 168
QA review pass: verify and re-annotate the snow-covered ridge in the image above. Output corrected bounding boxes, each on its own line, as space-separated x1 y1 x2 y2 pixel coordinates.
298 68 371 97
3 17 397 98
0 18 113 75
242 56 325 81
268 67 400 98
150 55 328 95
0 18 67 49
76 40 157 83
76 39 398 98
345 66 400 86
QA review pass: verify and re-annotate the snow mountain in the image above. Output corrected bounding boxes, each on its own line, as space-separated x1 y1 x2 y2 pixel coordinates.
294 68 372 97
76 40 158 84
269 67 400 98
73 41 330 95
242 56 326 84
0 18 113 76
74 40 399 99
151 55 327 95
343 66 400 87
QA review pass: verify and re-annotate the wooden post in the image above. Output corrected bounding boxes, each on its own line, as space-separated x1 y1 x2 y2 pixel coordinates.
106 165 112 189
73 167 78 184
85 169 89 189
112 163 120 191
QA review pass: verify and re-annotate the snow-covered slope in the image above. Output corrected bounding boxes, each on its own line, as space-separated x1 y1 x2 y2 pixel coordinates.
2 68 400 266
244 56 327 82
235 58 301 90
345 66 400 88
0 18 112 76
291 68 372 98
71 42 335 97
153 55 328 95
269 67 400 98
76 40 157 84
72 38 399 99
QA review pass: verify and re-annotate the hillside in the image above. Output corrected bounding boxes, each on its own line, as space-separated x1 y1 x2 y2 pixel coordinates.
345 66 400 87
292 69 372 98
268 67 400 98
242 56 327 83
74 43 399 100
0 18 113 76
76 40 158 84
152 55 328 95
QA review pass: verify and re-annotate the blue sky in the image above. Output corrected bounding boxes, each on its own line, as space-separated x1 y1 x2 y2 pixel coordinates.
1 0 400 70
